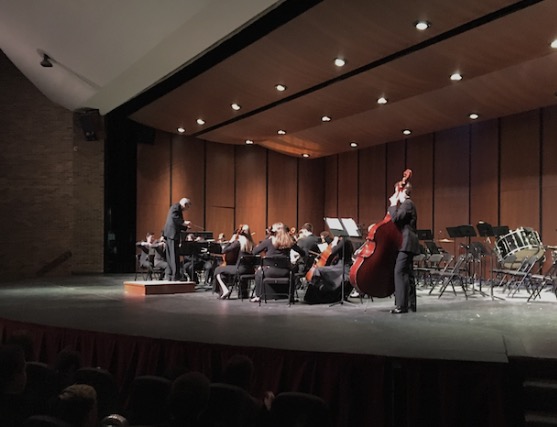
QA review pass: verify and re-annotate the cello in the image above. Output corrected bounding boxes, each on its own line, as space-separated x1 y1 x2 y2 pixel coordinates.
305 236 338 282
349 169 412 297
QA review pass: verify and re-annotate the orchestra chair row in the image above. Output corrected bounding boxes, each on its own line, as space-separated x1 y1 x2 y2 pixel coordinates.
491 255 540 299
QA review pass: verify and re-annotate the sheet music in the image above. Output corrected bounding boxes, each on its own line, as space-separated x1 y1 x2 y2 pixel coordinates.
324 217 343 232
340 218 361 237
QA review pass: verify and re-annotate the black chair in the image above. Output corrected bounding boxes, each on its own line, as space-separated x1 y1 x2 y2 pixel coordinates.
74 367 120 420
232 254 259 300
23 362 59 416
134 253 164 280
268 391 333 427
124 375 172 426
261 256 294 306
198 383 259 427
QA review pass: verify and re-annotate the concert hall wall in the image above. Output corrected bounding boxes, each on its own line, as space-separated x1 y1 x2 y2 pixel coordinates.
0 51 104 281
137 104 557 256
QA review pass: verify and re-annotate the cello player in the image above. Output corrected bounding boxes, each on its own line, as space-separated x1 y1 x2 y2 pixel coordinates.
388 182 420 314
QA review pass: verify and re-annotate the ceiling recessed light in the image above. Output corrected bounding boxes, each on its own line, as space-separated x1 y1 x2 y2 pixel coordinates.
469 113 479 120
177 127 185 133
321 115 331 122
231 103 241 111
350 142 358 148
334 58 346 67
302 153 310 158
245 139 254 145
415 20 431 31
277 129 286 135
377 97 388 105
402 129 412 135
450 73 463 81
196 118 205 125
275 84 287 92
551 39 557 49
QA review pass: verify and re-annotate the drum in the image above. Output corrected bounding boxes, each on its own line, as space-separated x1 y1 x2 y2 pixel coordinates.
494 227 544 262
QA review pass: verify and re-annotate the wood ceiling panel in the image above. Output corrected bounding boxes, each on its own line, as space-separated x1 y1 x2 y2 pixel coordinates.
130 0 555 159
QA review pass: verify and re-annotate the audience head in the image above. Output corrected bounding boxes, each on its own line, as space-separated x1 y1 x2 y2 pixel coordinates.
53 384 98 427
168 371 210 423
100 413 129 427
222 354 255 392
54 347 82 389
0 344 26 394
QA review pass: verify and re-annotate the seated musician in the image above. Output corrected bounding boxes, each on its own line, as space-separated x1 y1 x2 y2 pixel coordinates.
303 236 354 304
136 232 166 272
215 224 255 299
295 223 321 275
250 222 305 303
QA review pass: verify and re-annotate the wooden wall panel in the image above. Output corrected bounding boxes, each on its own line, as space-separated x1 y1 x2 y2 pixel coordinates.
406 134 434 233
173 135 205 229
235 145 267 241
500 110 540 230
358 144 386 229
324 155 338 218
386 140 405 194
434 126 470 249
337 151 358 219
136 132 171 240
470 120 499 231
268 151 297 228
542 105 557 246
205 142 235 237
298 157 326 234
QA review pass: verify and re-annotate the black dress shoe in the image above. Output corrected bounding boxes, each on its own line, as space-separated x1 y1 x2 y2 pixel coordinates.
390 307 408 314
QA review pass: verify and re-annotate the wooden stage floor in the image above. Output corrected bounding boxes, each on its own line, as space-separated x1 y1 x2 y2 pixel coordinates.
1 274 556 364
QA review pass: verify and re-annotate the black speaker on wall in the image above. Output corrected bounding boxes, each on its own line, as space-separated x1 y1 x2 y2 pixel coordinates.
77 109 102 141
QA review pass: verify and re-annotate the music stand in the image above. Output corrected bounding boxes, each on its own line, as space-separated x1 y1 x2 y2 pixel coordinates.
493 225 510 237
181 241 202 282
324 217 361 306
417 229 433 241
476 222 495 238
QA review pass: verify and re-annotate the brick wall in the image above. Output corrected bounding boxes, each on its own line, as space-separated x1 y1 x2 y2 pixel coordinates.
0 51 104 281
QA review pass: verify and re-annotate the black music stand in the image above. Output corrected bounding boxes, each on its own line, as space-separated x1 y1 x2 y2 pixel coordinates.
324 217 361 307
493 225 510 237
181 241 202 282
417 229 433 241
476 222 495 238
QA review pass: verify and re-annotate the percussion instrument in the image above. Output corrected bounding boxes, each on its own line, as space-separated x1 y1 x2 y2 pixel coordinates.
493 227 544 262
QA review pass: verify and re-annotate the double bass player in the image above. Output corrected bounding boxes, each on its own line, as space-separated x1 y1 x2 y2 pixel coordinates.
388 180 420 313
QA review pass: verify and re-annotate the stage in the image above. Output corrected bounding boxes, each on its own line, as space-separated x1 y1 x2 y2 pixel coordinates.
1 274 556 426
0 274 556 362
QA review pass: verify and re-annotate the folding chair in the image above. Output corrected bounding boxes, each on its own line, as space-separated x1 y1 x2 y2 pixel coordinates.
427 252 454 294
435 254 469 299
528 257 557 302
260 256 294 306
506 255 540 298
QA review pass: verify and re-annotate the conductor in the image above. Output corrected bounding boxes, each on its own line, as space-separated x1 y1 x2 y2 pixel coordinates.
163 197 192 281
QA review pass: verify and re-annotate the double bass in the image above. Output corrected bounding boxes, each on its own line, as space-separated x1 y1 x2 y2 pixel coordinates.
349 169 411 297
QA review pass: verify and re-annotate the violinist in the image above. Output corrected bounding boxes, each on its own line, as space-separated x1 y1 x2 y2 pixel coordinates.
388 182 420 314
214 225 255 299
